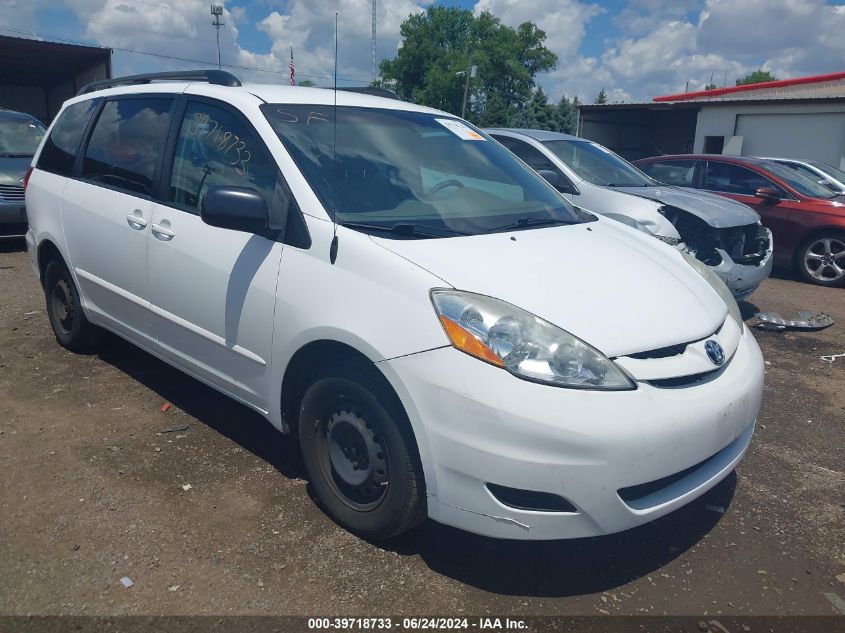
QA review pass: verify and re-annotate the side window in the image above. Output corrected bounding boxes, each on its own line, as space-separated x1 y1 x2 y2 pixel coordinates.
168 101 277 214
495 136 557 172
36 100 99 176
704 162 781 197
641 160 699 187
494 135 575 191
82 98 174 196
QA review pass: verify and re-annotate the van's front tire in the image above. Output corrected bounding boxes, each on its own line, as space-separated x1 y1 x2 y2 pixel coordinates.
298 362 426 540
44 259 99 352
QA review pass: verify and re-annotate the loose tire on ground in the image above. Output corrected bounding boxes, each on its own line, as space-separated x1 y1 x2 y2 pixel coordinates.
298 361 426 540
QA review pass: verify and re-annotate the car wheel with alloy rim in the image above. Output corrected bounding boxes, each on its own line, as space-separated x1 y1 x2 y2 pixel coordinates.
797 231 845 287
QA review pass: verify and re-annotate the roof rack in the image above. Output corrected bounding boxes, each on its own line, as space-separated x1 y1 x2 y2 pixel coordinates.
335 86 400 100
77 70 242 96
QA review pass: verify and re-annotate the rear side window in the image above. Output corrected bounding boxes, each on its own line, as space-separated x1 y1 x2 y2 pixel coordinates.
36 100 99 176
168 101 278 213
641 160 699 187
82 98 174 196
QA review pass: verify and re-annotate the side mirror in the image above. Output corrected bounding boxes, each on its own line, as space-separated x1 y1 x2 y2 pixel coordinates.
755 187 781 204
538 169 578 195
201 187 269 234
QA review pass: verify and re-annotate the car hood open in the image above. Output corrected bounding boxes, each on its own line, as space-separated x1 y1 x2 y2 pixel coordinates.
372 219 728 358
612 185 760 228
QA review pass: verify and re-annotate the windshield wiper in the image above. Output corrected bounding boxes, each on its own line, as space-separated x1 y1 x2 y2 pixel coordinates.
486 217 574 233
340 221 468 238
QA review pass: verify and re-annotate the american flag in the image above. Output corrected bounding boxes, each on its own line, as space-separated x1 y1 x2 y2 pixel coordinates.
289 45 296 86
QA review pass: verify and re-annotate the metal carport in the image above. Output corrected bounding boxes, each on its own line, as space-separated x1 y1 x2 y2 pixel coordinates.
0 35 111 123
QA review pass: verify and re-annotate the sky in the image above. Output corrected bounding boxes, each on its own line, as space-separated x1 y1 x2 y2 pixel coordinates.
2 0 844 103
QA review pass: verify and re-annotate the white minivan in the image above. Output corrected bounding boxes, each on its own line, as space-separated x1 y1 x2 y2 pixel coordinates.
25 71 764 540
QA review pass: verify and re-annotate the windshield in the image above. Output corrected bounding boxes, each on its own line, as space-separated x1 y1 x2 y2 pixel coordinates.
0 117 46 157
542 139 653 187
763 160 838 199
261 105 588 236
810 161 845 184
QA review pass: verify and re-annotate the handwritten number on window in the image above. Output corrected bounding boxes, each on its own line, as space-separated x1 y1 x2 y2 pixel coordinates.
186 111 250 177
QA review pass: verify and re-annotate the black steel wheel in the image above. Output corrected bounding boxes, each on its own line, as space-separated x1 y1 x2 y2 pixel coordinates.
44 258 99 351
298 361 426 539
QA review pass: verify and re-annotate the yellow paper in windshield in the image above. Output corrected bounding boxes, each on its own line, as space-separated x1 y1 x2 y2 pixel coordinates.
436 119 485 141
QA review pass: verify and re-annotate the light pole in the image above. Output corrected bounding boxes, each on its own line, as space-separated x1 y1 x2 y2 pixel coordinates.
210 4 224 70
457 64 477 119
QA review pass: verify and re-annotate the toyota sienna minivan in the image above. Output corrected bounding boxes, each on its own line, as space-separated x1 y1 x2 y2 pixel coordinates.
24 71 764 540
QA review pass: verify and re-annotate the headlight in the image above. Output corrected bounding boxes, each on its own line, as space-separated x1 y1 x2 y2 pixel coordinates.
430 290 635 390
680 252 744 331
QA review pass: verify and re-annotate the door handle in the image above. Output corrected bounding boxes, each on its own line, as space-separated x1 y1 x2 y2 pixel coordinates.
126 211 148 230
151 223 175 240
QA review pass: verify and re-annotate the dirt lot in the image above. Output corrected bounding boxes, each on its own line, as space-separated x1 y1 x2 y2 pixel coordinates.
0 240 843 617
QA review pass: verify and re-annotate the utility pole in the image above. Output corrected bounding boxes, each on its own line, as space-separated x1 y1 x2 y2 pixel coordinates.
210 4 224 70
460 64 477 119
371 0 377 83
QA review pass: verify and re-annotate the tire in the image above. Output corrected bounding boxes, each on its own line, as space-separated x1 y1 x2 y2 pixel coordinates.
44 258 99 352
298 361 426 540
795 231 845 288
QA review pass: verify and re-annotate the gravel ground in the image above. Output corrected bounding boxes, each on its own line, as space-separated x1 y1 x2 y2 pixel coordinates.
0 241 843 617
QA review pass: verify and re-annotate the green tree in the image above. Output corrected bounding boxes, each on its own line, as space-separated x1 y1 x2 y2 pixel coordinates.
379 6 557 123
594 88 608 104
511 86 555 129
553 94 577 134
298 79 316 87
736 70 777 86
704 82 718 90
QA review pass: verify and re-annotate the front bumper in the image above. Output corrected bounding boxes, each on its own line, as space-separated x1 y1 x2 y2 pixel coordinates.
0 200 28 239
709 227 774 300
382 326 763 540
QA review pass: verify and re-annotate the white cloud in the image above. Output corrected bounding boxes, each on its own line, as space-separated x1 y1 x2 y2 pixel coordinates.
474 0 604 59
489 0 845 103
7 0 843 106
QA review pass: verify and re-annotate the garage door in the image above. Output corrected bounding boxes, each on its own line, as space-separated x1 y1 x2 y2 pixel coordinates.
736 112 845 167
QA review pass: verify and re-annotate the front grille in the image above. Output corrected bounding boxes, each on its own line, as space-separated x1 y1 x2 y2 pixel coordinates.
0 184 25 201
648 370 718 388
627 342 687 360
487 483 577 513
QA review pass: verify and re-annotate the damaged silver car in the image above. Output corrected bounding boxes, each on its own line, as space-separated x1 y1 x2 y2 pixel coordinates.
487 129 773 300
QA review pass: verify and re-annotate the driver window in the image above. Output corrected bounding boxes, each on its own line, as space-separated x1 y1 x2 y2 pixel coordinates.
169 101 277 214
704 162 779 197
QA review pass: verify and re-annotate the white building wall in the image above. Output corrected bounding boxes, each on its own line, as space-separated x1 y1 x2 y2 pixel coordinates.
694 102 845 168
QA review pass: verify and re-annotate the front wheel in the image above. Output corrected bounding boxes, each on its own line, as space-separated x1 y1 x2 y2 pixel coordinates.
298 362 426 539
796 231 845 287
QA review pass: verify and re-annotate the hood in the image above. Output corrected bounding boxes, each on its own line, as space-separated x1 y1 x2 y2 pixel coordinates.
0 157 32 186
613 185 759 228
372 219 727 358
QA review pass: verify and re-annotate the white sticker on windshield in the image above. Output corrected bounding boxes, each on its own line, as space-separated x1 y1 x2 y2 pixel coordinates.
436 118 485 141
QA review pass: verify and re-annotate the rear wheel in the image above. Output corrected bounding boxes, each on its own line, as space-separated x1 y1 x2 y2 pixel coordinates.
44 258 99 351
796 231 845 287
298 362 426 539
